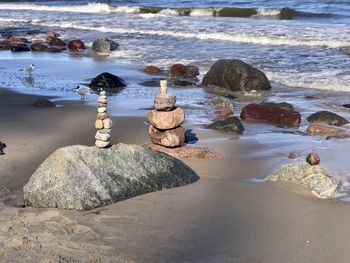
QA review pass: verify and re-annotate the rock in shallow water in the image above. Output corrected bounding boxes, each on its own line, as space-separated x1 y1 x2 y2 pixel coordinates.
92 37 119 53
202 59 271 92
307 111 349 127
265 163 339 199
207 116 244 134
89 72 126 93
23 143 199 210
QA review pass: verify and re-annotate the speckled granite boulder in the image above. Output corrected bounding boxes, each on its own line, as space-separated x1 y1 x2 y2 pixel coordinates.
265 163 339 199
24 143 199 210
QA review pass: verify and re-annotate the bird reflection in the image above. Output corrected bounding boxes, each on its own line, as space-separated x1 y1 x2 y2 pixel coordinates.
22 76 36 88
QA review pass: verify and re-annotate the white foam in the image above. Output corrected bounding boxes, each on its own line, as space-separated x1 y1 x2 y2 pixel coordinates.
190 8 214 17
256 8 281 17
159 8 178 16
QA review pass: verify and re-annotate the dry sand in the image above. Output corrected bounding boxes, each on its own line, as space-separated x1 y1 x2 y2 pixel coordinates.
1 88 350 262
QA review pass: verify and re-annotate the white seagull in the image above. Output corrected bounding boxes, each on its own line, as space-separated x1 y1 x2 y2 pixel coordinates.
20 64 35 74
75 85 91 100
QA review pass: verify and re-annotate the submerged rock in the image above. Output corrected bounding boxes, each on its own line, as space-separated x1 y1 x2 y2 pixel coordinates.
10 44 30 52
212 97 234 111
207 116 244 134
89 72 127 93
307 123 344 135
240 103 301 128
92 37 119 53
47 36 66 46
202 59 271 92
23 143 199 210
307 111 349 126
30 42 48 51
266 163 339 199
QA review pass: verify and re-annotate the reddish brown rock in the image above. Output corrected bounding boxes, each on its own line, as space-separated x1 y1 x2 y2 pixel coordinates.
9 36 29 43
144 144 222 159
45 47 62 53
144 65 162 74
149 126 185 148
0 40 11 50
31 42 48 51
240 103 301 128
47 36 66 46
68 39 86 51
97 113 108 120
147 107 185 129
170 64 199 78
307 123 344 135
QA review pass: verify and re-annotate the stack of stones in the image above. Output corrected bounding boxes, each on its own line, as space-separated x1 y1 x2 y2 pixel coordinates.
147 80 185 148
95 91 113 148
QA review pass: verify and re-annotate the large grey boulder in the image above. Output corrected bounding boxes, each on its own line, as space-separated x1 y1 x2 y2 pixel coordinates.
92 37 119 53
202 59 271 92
23 143 199 210
265 163 339 199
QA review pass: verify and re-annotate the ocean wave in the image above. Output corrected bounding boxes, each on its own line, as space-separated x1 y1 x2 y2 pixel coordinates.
0 3 335 20
30 20 348 49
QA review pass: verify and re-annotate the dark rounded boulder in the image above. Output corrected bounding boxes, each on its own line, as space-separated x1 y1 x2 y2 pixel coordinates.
10 44 30 52
89 72 127 93
31 42 48 51
307 111 349 126
202 59 271 92
47 36 66 46
207 116 244 134
68 39 86 51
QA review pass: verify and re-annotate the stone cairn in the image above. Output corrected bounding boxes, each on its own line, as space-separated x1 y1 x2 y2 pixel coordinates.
95 91 113 148
147 80 185 148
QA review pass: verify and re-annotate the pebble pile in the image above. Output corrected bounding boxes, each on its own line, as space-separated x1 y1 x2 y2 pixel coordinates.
147 80 185 148
95 91 113 148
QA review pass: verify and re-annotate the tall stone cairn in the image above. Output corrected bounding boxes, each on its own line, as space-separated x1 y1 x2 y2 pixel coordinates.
95 91 113 148
147 80 185 148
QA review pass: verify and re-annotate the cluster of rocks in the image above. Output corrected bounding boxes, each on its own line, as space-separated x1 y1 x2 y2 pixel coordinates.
94 91 113 148
147 80 185 147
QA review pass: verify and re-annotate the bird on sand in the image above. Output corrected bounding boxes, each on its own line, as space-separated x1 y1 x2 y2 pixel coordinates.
20 64 35 74
75 85 91 100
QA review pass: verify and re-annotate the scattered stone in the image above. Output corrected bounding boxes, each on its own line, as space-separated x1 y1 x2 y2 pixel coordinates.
306 153 320 166
212 97 234 111
170 64 199 78
265 163 338 199
144 65 162 74
307 123 344 135
92 37 119 53
10 44 30 52
23 143 199 210
173 79 197 86
240 103 301 128
288 152 297 159
67 39 86 51
45 47 62 53
202 59 271 92
307 111 349 126
154 94 176 111
207 116 244 134
89 72 126 93
0 141 6 155
144 144 222 159
30 42 47 51
33 98 56 108
47 36 66 46
147 107 185 130
149 126 185 148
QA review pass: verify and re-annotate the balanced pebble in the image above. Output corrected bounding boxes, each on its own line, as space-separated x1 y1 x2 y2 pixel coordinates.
98 107 107 113
103 118 113 129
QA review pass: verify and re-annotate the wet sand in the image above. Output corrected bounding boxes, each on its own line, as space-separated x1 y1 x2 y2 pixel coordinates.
2 87 350 262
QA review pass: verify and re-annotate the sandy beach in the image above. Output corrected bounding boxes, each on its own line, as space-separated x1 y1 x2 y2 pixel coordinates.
1 87 350 262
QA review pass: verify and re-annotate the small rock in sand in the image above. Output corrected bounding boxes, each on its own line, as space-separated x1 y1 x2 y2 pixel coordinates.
33 98 56 108
306 153 320 166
